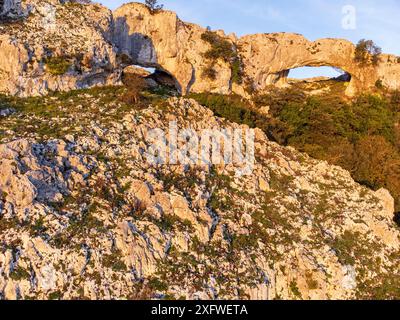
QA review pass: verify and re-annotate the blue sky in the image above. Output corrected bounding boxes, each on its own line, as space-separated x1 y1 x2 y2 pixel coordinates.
99 0 400 78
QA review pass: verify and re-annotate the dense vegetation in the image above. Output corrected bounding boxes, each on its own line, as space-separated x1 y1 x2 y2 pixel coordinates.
190 85 400 213
188 92 260 128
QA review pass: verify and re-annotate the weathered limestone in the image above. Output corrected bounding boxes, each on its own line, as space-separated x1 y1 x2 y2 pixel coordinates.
0 1 399 97
113 3 234 95
0 97 399 300
0 0 120 96
0 0 28 20
112 2 400 97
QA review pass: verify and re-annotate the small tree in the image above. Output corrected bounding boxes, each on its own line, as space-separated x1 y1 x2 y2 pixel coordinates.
355 39 382 66
121 72 148 105
144 0 164 14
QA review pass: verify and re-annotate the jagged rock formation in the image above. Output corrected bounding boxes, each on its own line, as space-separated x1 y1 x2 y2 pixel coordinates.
113 3 234 95
112 3 400 97
0 0 119 96
1 1 399 97
0 95 399 300
0 0 28 21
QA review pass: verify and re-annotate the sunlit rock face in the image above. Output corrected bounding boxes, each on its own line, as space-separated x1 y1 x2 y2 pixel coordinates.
0 1 399 97
0 97 399 299
0 0 120 97
112 3 233 95
112 2 400 97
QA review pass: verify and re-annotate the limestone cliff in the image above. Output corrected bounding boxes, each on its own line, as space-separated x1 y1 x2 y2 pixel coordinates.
113 3 234 95
1 1 399 97
112 2 400 97
0 0 119 96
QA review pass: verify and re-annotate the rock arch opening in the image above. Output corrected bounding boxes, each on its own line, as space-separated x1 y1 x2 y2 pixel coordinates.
122 64 179 93
287 66 351 83
395 212 400 228
114 15 182 93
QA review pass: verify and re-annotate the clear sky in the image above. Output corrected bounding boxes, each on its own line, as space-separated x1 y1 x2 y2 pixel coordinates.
98 0 400 78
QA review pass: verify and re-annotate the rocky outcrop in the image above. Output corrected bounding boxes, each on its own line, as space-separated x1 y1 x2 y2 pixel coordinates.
0 95 399 300
112 3 400 97
1 1 399 97
0 0 120 96
113 3 236 95
0 0 28 21
238 33 400 96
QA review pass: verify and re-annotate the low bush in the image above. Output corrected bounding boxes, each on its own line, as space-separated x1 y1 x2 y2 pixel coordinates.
44 56 71 75
188 92 261 128
145 0 164 14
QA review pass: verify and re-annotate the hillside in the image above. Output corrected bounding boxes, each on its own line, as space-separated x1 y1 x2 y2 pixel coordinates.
0 0 399 300
0 86 399 299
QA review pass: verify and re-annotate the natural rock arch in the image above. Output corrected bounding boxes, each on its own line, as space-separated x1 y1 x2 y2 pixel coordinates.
237 33 374 96
112 3 400 98
112 3 234 96
113 8 187 93
1 1 399 97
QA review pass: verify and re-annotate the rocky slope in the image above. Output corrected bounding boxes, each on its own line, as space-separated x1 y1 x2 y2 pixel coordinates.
0 1 399 301
1 1 400 97
0 91 399 300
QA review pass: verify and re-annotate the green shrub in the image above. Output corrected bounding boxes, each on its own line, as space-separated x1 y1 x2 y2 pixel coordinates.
306 272 319 290
44 56 71 75
48 291 63 300
9 266 30 281
188 92 261 128
290 280 302 299
148 277 168 291
201 31 236 62
201 31 243 84
202 65 217 80
375 79 384 89
102 250 127 272
145 0 164 14
231 57 244 85
231 234 258 250
120 72 148 105
354 39 382 66
29 216 47 237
